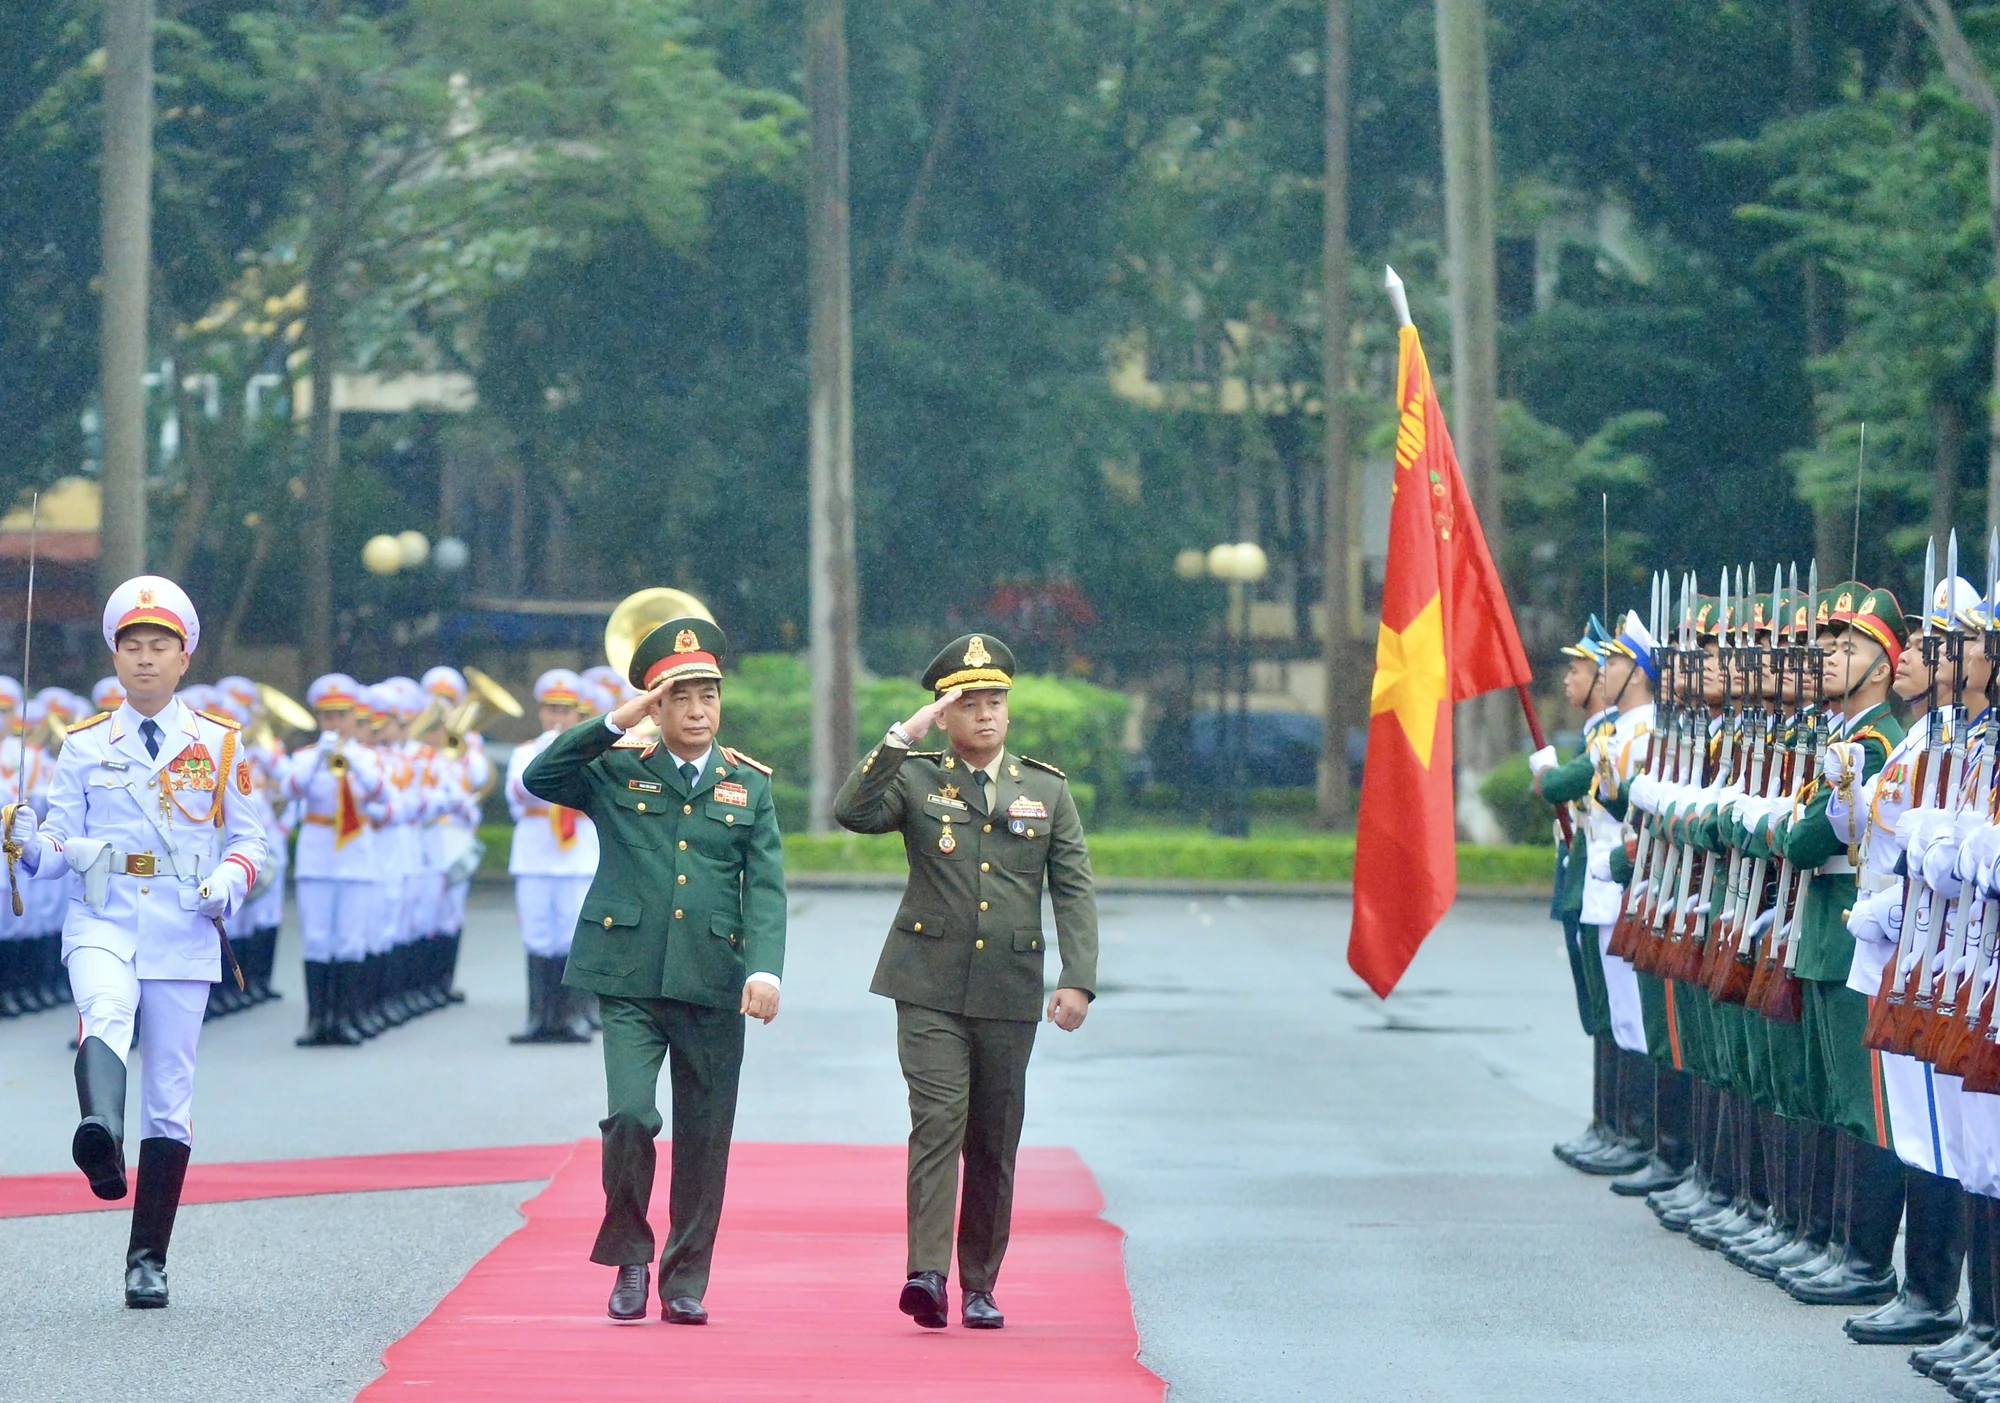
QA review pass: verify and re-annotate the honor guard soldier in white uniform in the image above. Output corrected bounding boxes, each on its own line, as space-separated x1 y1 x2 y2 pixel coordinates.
4 576 266 1308
422 666 490 1003
286 674 387 1046
506 669 599 1044
218 675 287 1005
0 676 54 1018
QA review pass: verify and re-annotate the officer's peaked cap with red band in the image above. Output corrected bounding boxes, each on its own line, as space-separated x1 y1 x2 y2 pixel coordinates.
103 575 198 652
629 617 727 691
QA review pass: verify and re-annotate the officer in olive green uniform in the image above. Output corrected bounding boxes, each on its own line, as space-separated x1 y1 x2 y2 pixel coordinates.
522 617 785 1325
834 634 1097 1332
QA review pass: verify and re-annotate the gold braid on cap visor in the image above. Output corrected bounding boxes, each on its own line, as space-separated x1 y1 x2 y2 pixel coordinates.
934 667 1013 693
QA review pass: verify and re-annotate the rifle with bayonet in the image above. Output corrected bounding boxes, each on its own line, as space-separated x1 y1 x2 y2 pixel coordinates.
1610 571 1672 965
1755 561 1821 1024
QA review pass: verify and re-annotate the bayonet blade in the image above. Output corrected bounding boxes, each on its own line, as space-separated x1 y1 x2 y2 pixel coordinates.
1924 539 1937 639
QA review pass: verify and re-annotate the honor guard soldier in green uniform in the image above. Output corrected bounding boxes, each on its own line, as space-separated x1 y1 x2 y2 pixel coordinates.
835 633 1098 1331
521 616 786 1326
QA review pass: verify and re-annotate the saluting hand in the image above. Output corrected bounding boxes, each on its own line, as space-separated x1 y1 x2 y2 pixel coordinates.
609 678 673 733
899 687 964 741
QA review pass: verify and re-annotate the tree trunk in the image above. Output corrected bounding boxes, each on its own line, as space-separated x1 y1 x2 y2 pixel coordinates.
1316 0 1357 830
807 0 858 833
1934 393 1964 547
1988 129 2000 542
303 244 339 678
99 0 153 591
1435 0 1512 833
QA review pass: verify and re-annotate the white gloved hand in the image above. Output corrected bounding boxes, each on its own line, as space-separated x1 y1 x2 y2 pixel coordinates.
1628 774 1661 814
1528 745 1559 778
195 868 236 919
1925 829 1966 897
1895 806 1929 855
1821 741 1864 790
1 802 36 874
1848 888 1894 946
1957 820 2000 889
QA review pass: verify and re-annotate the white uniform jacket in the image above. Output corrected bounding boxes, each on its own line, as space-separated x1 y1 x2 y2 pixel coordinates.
506 730 598 876
27 700 267 980
283 732 386 880
1582 702 1655 926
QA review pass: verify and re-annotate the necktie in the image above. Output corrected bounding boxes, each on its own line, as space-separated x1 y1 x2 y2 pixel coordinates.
973 767 990 809
140 719 160 760
681 761 699 790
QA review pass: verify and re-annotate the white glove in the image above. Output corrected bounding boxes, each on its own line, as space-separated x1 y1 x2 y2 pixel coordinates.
195 867 238 919
1528 745 1559 778
1628 774 1661 814
1957 820 2000 889
1847 889 1890 945
1925 828 1966 897
1895 806 1928 855
1821 741 1864 790
1 803 36 874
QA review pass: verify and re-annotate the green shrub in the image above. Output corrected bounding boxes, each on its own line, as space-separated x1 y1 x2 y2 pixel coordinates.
1479 753 1559 847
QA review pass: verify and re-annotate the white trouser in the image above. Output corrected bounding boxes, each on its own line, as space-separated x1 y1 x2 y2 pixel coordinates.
295 878 377 963
366 878 401 956
243 863 286 931
1598 924 1648 1055
514 874 591 959
1958 1093 2000 1197
1884 1051 1962 1181
440 876 471 934
67 946 207 1145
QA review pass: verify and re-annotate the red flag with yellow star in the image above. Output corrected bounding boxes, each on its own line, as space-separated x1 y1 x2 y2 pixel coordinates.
1348 322 1533 998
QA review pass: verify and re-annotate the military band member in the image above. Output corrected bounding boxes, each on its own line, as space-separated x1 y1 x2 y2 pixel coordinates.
4 576 267 1307
0 676 54 1019
286 674 388 1046
422 665 487 1004
507 670 599 1044
521 617 785 1325
218 675 287 1006
835 633 1097 1331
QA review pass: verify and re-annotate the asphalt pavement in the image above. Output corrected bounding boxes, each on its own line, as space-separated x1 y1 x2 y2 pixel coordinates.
0 888 1950 1401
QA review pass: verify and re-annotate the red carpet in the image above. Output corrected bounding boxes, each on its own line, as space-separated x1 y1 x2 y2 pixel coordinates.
359 1139 1164 1402
0 1143 573 1219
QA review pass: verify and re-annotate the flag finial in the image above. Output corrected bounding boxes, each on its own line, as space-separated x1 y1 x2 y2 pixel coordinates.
1384 266 1412 328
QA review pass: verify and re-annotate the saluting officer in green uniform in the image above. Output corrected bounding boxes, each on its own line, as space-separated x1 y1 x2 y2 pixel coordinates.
835 634 1097 1331
522 617 785 1326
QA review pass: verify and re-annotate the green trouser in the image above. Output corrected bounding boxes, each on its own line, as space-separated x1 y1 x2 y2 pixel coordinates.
591 995 745 1299
1803 979 1888 1147
896 1001 1040 1292
1749 1013 1811 1119
1679 982 1713 1084
1560 913 1595 1033
1639 974 1709 1075
1709 997 1746 1096
1575 919 1612 1041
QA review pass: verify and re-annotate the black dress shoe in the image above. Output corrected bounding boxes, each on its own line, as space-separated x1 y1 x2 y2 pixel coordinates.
1846 1290 1963 1346
899 1271 948 1329
1610 1157 1684 1198
1571 1140 1650 1176
1918 1326 1995 1378
124 1255 168 1309
607 1264 649 1322
663 1296 708 1325
963 1290 1004 1329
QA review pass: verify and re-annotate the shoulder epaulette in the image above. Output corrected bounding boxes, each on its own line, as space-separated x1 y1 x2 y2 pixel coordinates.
611 733 653 750
67 711 112 734
1020 756 1066 779
909 749 946 759
197 708 242 731
1850 726 1892 752
721 745 772 776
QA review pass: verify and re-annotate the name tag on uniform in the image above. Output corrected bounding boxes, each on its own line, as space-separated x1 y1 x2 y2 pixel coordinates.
714 782 749 807
1007 797 1048 820
926 792 968 812
627 779 663 793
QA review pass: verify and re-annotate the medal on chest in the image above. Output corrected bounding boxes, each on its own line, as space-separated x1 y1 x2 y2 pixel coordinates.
938 818 957 855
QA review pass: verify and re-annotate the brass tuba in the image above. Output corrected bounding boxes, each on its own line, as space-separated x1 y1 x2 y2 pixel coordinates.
604 588 715 685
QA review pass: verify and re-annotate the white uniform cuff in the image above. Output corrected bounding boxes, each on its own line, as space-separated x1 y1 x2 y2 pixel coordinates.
603 714 627 737
746 971 781 992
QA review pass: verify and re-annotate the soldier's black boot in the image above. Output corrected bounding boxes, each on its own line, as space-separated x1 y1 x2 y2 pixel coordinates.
262 927 284 1001
548 965 592 1044
1728 1109 1789 1269
1849 1167 1964 1343
1577 1048 1650 1174
1653 1079 1715 1218
0 940 21 1018
378 947 411 1027
444 928 467 1004
509 955 553 1044
1558 1036 1619 1169
1780 1124 1844 1288
1742 1116 1817 1277
36 934 64 1009
1614 1064 1690 1197
1923 1196 1998 1380
1792 1137 1902 1306
124 1137 190 1308
1693 1093 1765 1248
354 953 386 1037
1666 1087 1736 1231
295 961 331 1046
1928 1199 1992 1383
72 1036 128 1200
327 960 366 1046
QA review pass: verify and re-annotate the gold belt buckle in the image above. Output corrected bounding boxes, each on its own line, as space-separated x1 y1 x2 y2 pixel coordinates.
126 852 156 877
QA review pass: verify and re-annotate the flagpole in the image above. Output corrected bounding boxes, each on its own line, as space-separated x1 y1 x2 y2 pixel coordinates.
1384 266 1567 843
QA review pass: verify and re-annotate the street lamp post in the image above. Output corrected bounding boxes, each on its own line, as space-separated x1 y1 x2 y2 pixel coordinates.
1177 542 1269 837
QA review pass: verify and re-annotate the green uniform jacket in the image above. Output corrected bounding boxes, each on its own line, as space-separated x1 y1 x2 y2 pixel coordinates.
1780 702 1902 985
522 719 787 1008
1534 753 1593 918
834 743 1098 1022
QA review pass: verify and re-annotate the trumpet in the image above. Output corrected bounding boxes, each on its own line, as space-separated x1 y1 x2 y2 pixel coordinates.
327 746 350 778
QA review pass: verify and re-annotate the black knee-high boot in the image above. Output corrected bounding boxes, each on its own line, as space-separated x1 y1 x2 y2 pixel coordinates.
1558 1035 1617 1168
1693 1091 1763 1247
1919 1193 1997 1378
1791 1136 1902 1306
124 1137 190 1308
1651 1075 1712 1216
1847 1166 1965 1343
1614 1063 1691 1196
1579 1049 1651 1174
72 1036 128 1200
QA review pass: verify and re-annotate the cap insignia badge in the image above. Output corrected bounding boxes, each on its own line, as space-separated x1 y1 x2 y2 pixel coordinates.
138 588 155 607
964 636 992 668
674 629 699 654
1836 591 1854 613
